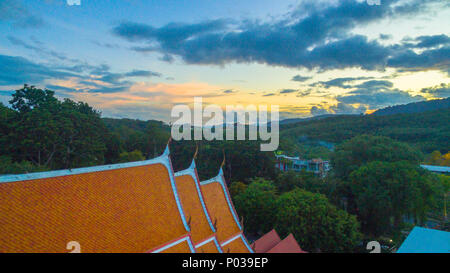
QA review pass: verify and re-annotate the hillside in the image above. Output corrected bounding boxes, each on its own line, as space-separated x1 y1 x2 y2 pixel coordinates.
280 108 450 154
372 97 450 116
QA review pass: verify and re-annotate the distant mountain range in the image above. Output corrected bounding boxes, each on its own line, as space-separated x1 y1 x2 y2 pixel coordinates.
280 114 357 125
372 97 450 116
280 97 449 124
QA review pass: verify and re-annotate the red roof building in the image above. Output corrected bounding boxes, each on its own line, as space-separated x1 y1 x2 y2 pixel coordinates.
267 234 307 253
251 229 282 253
252 230 307 253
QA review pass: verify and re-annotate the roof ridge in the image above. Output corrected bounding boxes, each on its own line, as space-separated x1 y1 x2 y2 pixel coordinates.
0 144 172 183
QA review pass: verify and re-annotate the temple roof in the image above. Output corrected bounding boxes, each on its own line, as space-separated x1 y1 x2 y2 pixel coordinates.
0 145 258 253
200 169 242 243
174 160 215 245
195 236 223 253
149 235 195 253
251 229 282 253
266 234 307 253
221 233 253 253
0 146 190 253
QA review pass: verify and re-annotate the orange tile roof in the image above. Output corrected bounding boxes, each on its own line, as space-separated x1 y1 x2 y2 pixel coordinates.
0 153 189 253
266 234 307 253
200 174 241 243
175 164 215 244
221 234 252 253
195 236 222 253
151 235 195 253
251 229 282 253
160 241 193 253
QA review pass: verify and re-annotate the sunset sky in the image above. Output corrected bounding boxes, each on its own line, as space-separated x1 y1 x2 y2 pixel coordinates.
0 0 449 121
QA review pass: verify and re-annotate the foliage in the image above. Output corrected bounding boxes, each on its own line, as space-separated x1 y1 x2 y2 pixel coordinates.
170 140 277 182
281 108 450 154
229 181 247 198
331 135 423 180
349 161 436 236
233 178 278 234
274 188 361 252
425 150 450 166
4 85 106 170
0 156 49 174
118 150 145 163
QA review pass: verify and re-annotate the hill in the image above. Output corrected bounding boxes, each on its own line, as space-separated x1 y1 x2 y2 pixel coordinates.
280 108 450 154
372 97 450 116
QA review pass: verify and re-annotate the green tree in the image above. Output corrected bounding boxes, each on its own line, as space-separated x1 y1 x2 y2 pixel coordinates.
274 188 361 252
229 181 247 198
233 178 277 234
0 103 15 155
118 150 145 163
0 156 48 175
349 161 435 236
331 135 423 180
7 85 106 169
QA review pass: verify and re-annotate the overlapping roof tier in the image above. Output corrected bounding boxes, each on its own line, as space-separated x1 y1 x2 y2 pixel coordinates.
174 160 222 253
0 145 254 253
0 146 193 253
200 169 253 253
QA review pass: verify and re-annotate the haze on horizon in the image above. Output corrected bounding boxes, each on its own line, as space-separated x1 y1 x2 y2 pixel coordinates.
0 0 449 122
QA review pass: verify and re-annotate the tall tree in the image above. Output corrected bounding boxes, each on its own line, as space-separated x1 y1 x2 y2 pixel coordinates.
7 85 106 169
274 188 361 252
349 161 435 236
331 135 423 180
233 178 278 234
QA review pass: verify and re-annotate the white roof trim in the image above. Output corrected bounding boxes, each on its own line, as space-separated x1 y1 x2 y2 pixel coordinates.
175 160 216 233
221 233 254 253
0 144 192 234
195 236 215 248
195 235 223 253
151 235 196 253
0 153 169 184
200 168 242 230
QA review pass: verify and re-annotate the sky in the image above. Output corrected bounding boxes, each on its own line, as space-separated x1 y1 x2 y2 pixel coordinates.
0 0 449 122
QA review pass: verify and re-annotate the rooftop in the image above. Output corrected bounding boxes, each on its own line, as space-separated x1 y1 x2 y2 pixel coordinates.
397 227 450 253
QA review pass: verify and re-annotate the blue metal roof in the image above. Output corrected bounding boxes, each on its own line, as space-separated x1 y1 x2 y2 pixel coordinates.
397 227 450 253
420 164 450 173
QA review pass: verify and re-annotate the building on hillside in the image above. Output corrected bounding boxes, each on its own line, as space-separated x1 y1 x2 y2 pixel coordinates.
275 154 330 177
420 164 450 175
251 229 307 253
397 227 450 253
0 145 253 253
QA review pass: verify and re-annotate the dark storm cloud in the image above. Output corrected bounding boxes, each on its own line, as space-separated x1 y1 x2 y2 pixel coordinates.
313 76 374 89
337 80 424 108
112 0 447 73
420 83 450 98
291 75 312 82
0 54 163 94
415 35 450 48
310 102 367 116
279 89 297 94
387 46 450 74
0 54 77 85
